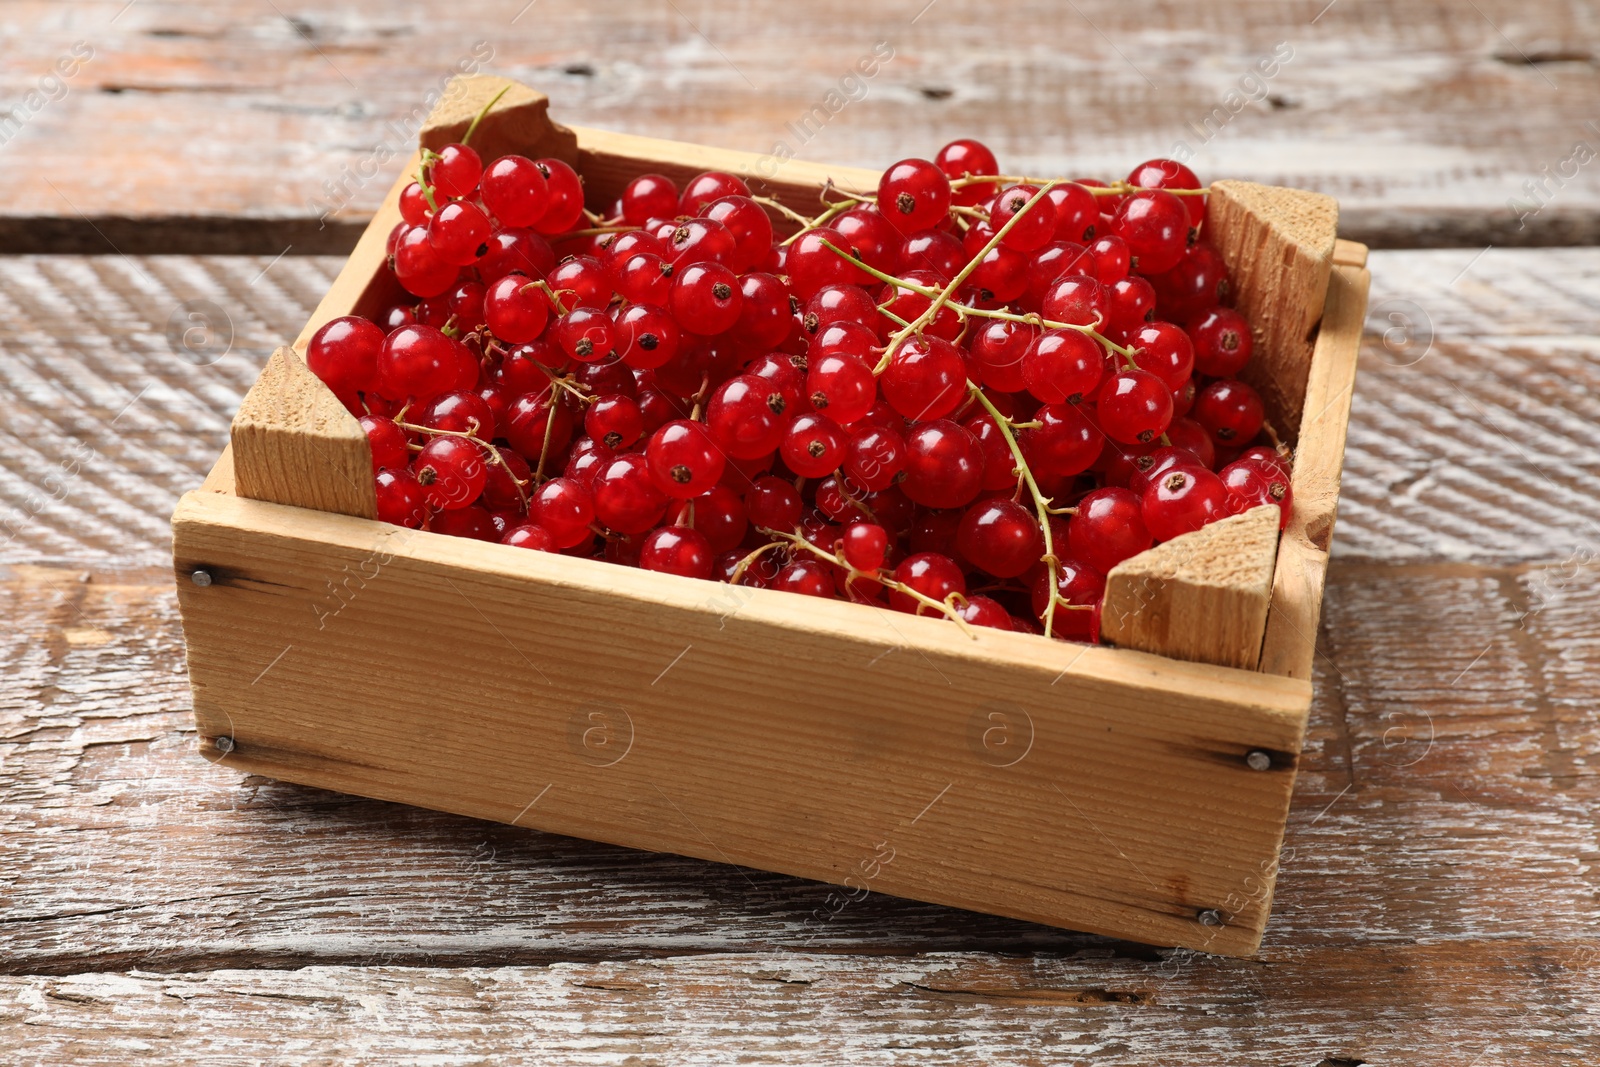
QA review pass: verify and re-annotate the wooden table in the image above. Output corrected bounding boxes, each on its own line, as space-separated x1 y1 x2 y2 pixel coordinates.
3 3 1598 1062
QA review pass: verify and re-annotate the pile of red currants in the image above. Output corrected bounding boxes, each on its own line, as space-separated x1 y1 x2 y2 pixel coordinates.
305 115 1293 642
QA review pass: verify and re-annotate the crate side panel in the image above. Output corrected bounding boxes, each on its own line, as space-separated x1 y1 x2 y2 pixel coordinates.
173 490 1309 956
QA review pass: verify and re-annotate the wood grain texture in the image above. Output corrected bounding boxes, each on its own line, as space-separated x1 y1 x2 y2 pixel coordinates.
228 348 375 518
3 250 1598 1058
171 488 1310 956
1102 505 1280 670
3 2 1599 253
1207 180 1339 435
4 945 1597 1065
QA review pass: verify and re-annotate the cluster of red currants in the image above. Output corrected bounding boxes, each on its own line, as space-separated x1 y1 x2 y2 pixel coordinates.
305 118 1292 642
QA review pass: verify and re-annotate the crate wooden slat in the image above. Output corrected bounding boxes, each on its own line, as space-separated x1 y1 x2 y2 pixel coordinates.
176 75 1367 956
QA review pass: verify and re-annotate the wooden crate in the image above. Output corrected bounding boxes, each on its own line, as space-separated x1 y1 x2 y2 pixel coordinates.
173 76 1369 957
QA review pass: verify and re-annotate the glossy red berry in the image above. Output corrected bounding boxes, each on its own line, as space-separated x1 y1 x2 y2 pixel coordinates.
679 171 751 216
1113 189 1189 274
1126 158 1205 227
842 422 906 492
479 155 551 227
413 435 488 511
668 261 743 335
958 498 1042 578
307 315 383 395
554 307 620 364
935 138 1000 206
621 173 679 225
1098 368 1175 445
706 374 788 459
840 522 889 572
1023 329 1102 405
377 324 476 401
1041 274 1107 327
746 474 803 531
900 420 983 509
593 452 669 533
639 525 714 579
1142 467 1228 542
771 558 836 598
988 184 1056 251
1020 402 1100 480
644 419 725 500
1189 307 1254 377
881 336 968 421
1221 459 1293 528
806 352 876 425
1068 487 1152 573
532 476 596 548
1030 558 1105 641
360 415 410 472
531 158 585 235
502 523 555 551
1193 379 1264 446
701 195 775 273
419 390 495 438
781 412 846 478
890 552 966 615
1048 182 1101 242
1128 321 1196 390
427 200 492 266
484 275 550 343
584 393 644 450
393 224 459 297
374 468 428 528
878 159 952 235
429 143 482 199
969 320 1036 393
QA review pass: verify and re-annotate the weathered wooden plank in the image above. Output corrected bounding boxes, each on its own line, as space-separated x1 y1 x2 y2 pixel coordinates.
3 251 1599 570
2 1 1598 251
3 945 1597 1065
3 553 1595 974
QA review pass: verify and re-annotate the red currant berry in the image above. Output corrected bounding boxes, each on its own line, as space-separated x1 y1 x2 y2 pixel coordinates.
1188 307 1254 377
732 272 795 349
503 390 574 460
935 138 1000 206
593 452 669 533
615 302 681 370
1103 276 1157 341
1020 401 1101 480
988 184 1056 251
639 525 714 579
806 352 876 425
480 155 552 227
374 468 428 528
1220 460 1292 528
427 200 492 266
842 422 906 492
1128 321 1195 390
646 419 725 499
393 224 459 297
959 595 1014 630
418 389 495 438
771 558 836 599
531 158 585 235
621 173 680 225
429 143 482 199
897 228 966 280
706 374 789 459
679 171 750 216
359 414 409 472
1142 467 1228 541
1041 274 1107 327
787 227 861 299
1023 328 1102 405
1126 158 1205 227
840 522 889 572
1067 487 1152 573
747 474 803 531
665 217 737 268
307 315 383 395
968 320 1035 393
554 307 620 363
833 206 900 273
614 251 675 307
670 261 743 335
413 435 488 511
584 393 644 450
532 476 597 548
878 159 953 235
484 275 550 343
399 181 432 225
889 552 966 615
377 324 476 401
900 420 983 509
701 195 774 273
1193 379 1264 446
1098 368 1175 445
1049 182 1101 242
1147 242 1228 321
881 336 968 421
1087 235 1131 284
502 523 555 551
1237 445 1292 478
958 498 1043 578
1030 558 1105 641
477 227 556 285
1113 189 1189 275
781 412 846 478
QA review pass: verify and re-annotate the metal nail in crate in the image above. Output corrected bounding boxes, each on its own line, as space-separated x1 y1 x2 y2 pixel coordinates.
172 74 1369 957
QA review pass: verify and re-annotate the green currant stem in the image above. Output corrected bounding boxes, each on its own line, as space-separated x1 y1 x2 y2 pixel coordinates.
778 199 853 247
946 174 1210 197
872 181 1062 375
415 166 440 214
460 86 511 148
564 225 635 238
523 279 571 317
968 384 1068 639
728 540 785 585
533 380 562 485
751 194 814 228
